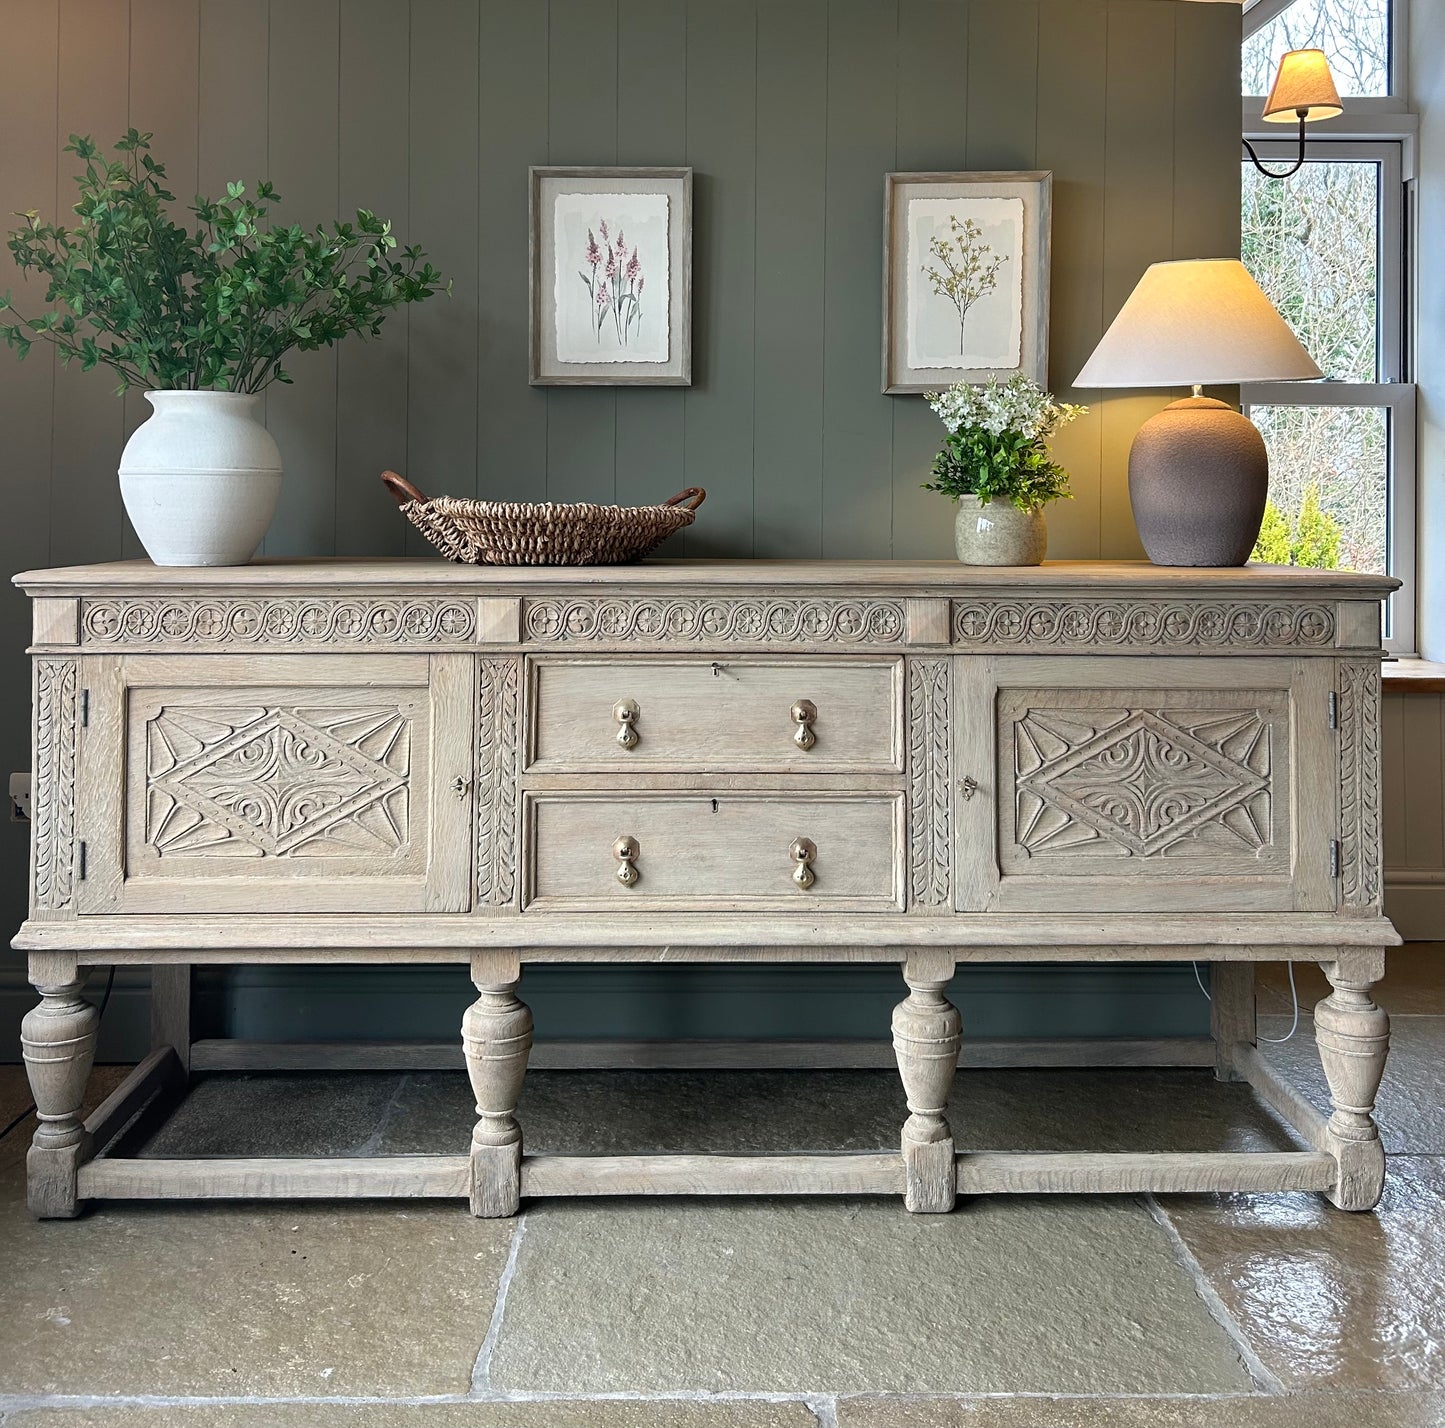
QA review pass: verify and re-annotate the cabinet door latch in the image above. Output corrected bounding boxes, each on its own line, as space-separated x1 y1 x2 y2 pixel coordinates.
1327 691 1338 730
1329 838 1340 880
80 688 90 728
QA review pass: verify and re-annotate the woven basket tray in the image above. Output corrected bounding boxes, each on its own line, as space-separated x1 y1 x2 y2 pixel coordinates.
383 472 705 566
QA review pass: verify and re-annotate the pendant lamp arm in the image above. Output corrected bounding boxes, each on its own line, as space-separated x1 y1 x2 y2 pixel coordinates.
1243 112 1308 179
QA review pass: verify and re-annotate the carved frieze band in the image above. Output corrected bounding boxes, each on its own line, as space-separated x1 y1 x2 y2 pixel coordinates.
1338 659 1382 908
477 658 521 907
522 597 908 645
952 599 1335 651
907 658 951 908
80 598 476 646
34 660 77 912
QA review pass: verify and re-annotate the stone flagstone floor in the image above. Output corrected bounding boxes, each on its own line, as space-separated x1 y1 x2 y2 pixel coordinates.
0 946 1442 1428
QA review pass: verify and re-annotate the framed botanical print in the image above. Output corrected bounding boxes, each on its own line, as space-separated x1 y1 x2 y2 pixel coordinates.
529 166 692 386
883 170 1052 395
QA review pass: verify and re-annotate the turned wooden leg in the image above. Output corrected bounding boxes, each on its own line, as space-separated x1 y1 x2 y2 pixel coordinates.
892 950 960 1213
21 964 99 1219
1210 960 1257 1082
462 951 533 1218
1316 950 1390 1212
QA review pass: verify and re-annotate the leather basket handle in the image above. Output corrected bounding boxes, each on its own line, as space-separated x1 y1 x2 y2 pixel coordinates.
664 487 706 511
382 470 429 506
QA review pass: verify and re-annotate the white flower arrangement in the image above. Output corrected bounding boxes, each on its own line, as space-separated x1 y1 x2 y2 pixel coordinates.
926 372 1087 441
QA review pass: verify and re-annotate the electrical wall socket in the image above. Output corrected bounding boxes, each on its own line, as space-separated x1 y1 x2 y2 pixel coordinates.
9 772 32 822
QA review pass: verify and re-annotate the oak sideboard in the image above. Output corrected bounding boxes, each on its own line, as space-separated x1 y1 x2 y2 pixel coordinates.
12 558 1400 1219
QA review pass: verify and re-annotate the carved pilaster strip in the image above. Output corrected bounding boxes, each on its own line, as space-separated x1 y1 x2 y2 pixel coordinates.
1338 659 1382 909
33 660 77 914
907 657 951 908
477 658 521 907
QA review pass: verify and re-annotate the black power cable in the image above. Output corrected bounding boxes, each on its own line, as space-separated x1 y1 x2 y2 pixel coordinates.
0 966 118 1142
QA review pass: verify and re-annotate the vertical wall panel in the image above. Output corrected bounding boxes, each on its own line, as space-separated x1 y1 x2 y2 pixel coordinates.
334 0 410 555
265 0 340 557
753 0 827 559
198 1 268 205
49 0 130 570
478 1 550 504
821 0 896 558
682 0 757 555
1173 2 1242 262
892 0 971 560
546 0 621 507
0 1 60 945
407 0 480 540
124 0 201 558
965 0 1039 172
1098 0 1177 559
614 0 688 520
1036 0 1108 558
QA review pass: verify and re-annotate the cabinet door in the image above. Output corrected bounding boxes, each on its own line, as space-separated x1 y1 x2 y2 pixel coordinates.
955 655 1335 913
77 653 473 914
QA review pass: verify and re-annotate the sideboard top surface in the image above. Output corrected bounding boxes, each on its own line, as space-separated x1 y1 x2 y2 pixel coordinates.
12 558 1402 599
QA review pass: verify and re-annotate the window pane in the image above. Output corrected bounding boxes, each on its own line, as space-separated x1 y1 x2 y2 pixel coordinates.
1250 405 1388 575
1243 0 1390 97
1242 159 1378 381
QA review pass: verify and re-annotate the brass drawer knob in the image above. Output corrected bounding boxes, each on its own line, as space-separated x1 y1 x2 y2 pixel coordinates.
614 835 640 887
614 699 640 750
790 837 817 890
791 699 817 751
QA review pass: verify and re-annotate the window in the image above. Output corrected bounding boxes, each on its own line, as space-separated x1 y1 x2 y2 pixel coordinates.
1243 0 1391 99
1240 1 1415 652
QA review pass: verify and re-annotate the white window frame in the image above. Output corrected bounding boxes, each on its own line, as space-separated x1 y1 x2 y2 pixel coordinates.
1239 136 1417 653
1243 0 1407 107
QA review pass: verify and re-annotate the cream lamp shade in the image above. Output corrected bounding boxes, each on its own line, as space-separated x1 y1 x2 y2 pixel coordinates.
1262 48 1344 123
1073 258 1322 390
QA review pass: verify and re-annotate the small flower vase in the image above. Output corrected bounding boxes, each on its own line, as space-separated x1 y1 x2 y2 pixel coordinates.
953 495 1047 566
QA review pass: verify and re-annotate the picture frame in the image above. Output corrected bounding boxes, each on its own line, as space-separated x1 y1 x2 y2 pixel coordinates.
882 170 1052 395
529 166 693 386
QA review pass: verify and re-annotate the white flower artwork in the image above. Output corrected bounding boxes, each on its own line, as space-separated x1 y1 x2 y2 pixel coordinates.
553 192 670 365
906 195 1024 372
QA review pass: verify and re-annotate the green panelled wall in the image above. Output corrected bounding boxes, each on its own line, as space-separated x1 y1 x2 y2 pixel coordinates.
0 0 1242 1055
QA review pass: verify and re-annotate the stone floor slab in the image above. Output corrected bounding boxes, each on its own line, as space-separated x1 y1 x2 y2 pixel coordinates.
2 1400 821 1428
0 1161 512 1398
121 1072 406 1158
1157 1155 1445 1392
836 1390 1445 1427
1257 1014 1445 1153
131 1068 1294 1161
488 1198 1257 1397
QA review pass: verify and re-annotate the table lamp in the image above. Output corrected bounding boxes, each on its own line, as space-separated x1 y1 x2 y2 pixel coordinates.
1074 258 1322 566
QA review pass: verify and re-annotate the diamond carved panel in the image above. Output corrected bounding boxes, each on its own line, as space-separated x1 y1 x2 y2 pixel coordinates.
1010 704 1276 862
146 705 412 859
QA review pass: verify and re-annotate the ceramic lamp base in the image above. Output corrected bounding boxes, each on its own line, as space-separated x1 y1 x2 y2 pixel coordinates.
1128 396 1268 567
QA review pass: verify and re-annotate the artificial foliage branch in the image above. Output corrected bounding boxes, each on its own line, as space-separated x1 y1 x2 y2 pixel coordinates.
922 374 1086 514
0 131 448 394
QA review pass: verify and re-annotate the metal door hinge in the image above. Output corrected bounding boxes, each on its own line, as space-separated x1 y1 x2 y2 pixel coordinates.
80 688 90 727
1327 691 1338 730
1329 839 1340 880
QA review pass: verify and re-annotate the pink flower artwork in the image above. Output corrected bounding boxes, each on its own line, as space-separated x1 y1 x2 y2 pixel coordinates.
579 213 647 347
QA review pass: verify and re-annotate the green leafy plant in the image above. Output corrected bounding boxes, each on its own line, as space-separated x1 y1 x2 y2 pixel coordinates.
0 131 447 394
922 374 1087 513
1252 484 1344 568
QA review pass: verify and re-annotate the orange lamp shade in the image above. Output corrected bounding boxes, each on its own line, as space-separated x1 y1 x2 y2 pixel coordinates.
1262 48 1344 123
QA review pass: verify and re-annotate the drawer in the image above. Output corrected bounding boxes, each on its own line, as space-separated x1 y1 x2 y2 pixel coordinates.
527 657 903 772
525 792 904 910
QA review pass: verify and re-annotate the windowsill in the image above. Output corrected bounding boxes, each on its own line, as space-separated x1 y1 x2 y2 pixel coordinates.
1383 659 1445 694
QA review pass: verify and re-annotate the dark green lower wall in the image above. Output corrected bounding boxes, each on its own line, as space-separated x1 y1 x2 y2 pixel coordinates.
0 963 1211 1064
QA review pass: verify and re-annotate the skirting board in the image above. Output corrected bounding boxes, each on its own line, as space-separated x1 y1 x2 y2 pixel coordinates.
188 1035 1216 1073
1385 873 1445 941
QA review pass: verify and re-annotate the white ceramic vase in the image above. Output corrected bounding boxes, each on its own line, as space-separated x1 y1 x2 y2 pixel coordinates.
118 390 282 566
953 495 1047 566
